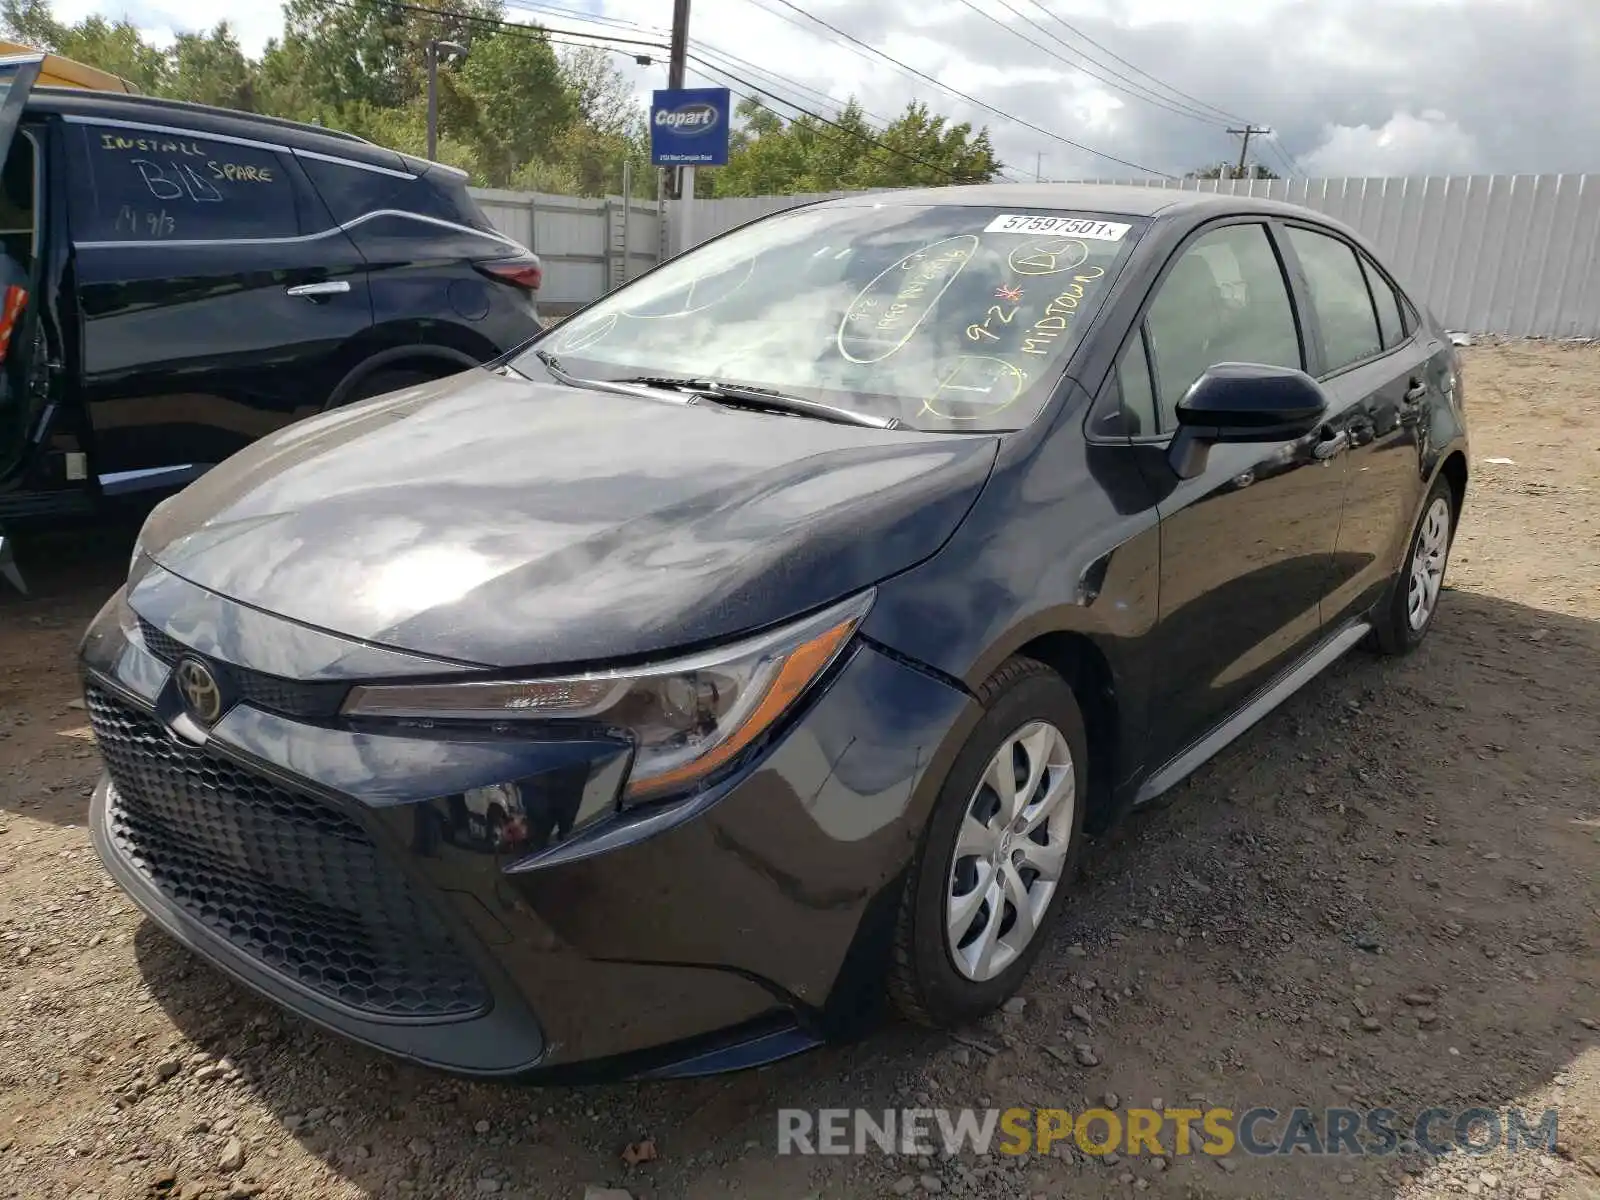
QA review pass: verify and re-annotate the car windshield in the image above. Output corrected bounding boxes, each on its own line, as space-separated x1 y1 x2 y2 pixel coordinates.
517 203 1147 432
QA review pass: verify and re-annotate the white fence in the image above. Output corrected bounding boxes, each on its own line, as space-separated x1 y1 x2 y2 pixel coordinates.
664 190 895 256
470 188 661 312
473 175 1600 338
1072 174 1600 340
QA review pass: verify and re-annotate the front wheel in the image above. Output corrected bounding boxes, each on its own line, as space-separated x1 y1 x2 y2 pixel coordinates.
1367 476 1456 655
888 657 1087 1028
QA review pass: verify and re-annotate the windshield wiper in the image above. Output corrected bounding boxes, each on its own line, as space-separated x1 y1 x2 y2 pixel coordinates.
532 350 697 406
614 376 900 430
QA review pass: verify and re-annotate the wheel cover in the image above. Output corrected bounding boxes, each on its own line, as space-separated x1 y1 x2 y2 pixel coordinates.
945 719 1076 983
1407 496 1452 632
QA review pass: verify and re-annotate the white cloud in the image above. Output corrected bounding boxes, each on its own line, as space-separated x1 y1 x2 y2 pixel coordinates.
1299 111 1481 178
37 0 1600 179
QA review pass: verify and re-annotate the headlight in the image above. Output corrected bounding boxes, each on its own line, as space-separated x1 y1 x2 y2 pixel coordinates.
342 590 874 801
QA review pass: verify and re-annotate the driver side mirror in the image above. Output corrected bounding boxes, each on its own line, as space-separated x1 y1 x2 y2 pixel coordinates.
1168 362 1329 480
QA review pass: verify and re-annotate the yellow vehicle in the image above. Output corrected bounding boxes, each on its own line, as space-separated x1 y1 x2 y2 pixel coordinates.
0 44 139 94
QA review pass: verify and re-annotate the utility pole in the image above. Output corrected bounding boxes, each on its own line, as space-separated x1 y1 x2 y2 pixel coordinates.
426 40 468 162
1227 125 1270 179
666 0 691 200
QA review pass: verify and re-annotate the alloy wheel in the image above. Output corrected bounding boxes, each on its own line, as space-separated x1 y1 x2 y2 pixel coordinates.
945 720 1076 982
1407 496 1452 632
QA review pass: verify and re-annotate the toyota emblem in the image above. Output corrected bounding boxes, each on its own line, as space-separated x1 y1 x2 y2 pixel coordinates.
174 658 224 725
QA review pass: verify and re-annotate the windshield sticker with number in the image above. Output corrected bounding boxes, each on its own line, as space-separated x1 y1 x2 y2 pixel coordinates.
983 214 1132 241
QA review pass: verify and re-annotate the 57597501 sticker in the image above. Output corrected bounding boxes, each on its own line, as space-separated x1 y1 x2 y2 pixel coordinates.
983 214 1132 241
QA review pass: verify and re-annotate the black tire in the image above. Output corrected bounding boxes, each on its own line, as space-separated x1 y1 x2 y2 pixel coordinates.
1366 475 1457 656
327 366 447 411
888 656 1089 1028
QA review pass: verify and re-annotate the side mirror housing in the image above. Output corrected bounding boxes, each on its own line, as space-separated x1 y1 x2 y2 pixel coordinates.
1168 362 1329 480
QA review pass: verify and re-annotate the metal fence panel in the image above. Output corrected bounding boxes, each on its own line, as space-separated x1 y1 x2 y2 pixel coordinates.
1061 172 1600 337
471 175 1600 336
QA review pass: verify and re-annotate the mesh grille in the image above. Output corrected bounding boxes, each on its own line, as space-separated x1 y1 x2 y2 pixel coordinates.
88 684 489 1021
138 619 186 664
135 619 347 719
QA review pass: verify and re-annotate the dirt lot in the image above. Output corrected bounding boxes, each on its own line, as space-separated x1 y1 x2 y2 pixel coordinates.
1 339 1597 1200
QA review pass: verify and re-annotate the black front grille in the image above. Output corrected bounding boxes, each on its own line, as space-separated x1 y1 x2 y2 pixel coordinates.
138 619 186 664
136 619 347 719
88 684 489 1021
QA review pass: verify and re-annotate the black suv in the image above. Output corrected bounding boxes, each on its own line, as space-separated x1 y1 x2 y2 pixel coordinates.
0 53 542 586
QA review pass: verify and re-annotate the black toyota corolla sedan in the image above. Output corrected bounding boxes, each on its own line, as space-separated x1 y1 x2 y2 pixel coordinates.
78 184 1468 1081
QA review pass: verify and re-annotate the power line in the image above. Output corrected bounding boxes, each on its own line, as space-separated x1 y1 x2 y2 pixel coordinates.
500 0 974 150
1227 124 1271 177
334 0 1038 185
337 0 669 51
1263 133 1299 180
951 0 1228 128
483 0 1027 182
686 54 1026 183
691 43 897 129
501 0 896 125
747 0 1171 177
1019 0 1249 126
687 58 990 185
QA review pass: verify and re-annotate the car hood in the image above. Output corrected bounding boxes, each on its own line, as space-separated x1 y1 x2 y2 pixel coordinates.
137 369 999 668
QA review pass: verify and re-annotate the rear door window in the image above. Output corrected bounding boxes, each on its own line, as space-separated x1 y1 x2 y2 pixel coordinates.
1361 255 1407 349
1285 225 1383 373
69 124 304 242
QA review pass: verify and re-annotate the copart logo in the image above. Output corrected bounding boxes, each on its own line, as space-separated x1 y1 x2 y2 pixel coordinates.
655 102 719 134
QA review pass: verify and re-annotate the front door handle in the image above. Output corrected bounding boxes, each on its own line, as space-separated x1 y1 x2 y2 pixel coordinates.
286 281 351 300
1404 380 1428 404
1313 430 1351 461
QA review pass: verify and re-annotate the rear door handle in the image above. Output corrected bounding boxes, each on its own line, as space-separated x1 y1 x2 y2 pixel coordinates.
286 281 351 300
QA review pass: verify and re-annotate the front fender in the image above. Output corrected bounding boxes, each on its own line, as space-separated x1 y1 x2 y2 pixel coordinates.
862 384 1161 792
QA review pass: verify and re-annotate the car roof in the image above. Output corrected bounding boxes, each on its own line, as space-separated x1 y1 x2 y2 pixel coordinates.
820 182 1334 223
23 86 449 178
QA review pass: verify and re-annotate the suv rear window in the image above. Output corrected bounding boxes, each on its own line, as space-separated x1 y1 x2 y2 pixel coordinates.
298 156 496 234
70 124 302 242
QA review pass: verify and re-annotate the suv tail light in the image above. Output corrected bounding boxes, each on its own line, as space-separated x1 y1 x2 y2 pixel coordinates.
474 255 543 292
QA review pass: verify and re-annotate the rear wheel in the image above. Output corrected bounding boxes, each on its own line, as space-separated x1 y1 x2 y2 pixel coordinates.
328 366 451 410
888 657 1087 1028
1367 476 1456 655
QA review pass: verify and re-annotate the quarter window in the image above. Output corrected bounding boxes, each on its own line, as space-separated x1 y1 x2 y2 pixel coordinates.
1285 226 1382 372
1362 255 1407 349
1114 331 1157 437
70 125 301 242
1144 223 1301 427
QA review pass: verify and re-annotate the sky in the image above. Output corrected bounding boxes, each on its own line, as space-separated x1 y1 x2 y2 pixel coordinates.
45 0 1600 182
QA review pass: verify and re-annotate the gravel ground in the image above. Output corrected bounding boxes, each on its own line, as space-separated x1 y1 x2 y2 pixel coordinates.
1 339 1597 1200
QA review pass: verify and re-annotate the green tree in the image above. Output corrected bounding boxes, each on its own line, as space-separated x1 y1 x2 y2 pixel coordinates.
457 27 572 186
1 0 168 92
1187 162 1281 180
266 0 497 115
166 23 258 112
560 45 639 137
2 0 999 201
714 97 1000 197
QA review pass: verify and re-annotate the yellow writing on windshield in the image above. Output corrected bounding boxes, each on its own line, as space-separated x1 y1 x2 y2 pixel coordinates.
1018 267 1106 356
837 235 980 364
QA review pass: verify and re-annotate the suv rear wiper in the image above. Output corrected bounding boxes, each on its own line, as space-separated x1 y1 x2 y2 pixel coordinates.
615 376 900 430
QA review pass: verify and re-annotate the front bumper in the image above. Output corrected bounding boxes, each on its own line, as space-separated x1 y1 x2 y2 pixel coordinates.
80 567 973 1080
